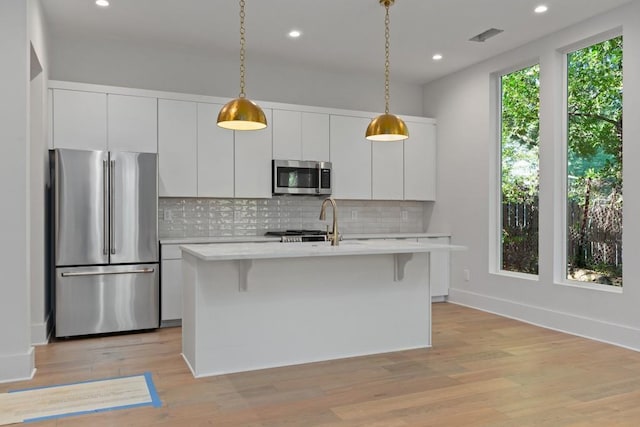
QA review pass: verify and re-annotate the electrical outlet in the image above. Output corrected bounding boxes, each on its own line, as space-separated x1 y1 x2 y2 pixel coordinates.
351 210 358 220
401 210 408 221
163 209 172 221
463 268 470 281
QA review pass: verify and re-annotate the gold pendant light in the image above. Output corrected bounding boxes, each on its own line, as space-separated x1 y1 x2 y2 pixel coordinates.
366 0 408 141
217 0 267 131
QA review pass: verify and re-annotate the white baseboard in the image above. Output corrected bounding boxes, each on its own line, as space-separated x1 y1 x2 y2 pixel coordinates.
449 288 640 352
31 312 52 345
0 347 35 384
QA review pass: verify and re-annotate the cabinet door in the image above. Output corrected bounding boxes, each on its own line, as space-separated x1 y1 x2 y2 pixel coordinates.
330 115 372 199
302 112 330 161
372 142 403 200
404 122 436 201
108 94 158 153
272 109 301 160
234 109 273 198
161 258 182 321
158 99 197 197
197 103 234 197
418 237 450 298
53 89 107 150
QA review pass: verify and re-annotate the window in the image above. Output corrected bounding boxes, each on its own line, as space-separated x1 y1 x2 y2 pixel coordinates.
500 64 540 275
566 36 623 287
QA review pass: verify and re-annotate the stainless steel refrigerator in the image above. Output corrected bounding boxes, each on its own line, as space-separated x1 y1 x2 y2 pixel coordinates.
51 149 159 337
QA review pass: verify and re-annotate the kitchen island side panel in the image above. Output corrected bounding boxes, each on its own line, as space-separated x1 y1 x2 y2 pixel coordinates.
181 254 197 374
186 253 430 377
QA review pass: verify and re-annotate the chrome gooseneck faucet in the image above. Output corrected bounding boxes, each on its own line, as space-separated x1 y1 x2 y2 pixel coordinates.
319 197 339 246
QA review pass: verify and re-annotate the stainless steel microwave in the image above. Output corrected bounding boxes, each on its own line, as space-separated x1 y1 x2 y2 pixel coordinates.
272 160 332 195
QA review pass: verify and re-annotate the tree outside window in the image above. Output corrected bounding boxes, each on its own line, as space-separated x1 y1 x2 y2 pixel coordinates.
566 36 623 287
501 65 540 275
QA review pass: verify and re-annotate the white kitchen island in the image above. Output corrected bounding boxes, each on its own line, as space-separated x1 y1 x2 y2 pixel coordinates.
180 239 463 378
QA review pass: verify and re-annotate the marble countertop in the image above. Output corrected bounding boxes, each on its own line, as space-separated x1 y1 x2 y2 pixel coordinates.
160 236 281 245
180 239 465 262
160 232 450 245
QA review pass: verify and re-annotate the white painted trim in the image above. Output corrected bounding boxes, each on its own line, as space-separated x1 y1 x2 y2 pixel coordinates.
559 27 623 55
489 61 541 277
492 270 539 282
48 80 435 124
449 289 640 352
0 347 35 384
556 280 622 294
30 322 47 345
30 312 50 345
558 29 624 290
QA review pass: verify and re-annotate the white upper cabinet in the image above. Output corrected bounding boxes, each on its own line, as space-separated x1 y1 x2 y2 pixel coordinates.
372 141 404 200
272 109 301 160
158 99 197 197
52 89 107 151
53 89 157 153
234 108 273 198
107 94 157 153
330 115 372 200
272 110 330 162
404 122 436 201
302 112 330 161
197 103 234 198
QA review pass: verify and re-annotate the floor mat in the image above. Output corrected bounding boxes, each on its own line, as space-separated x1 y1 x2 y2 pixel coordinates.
0 372 161 425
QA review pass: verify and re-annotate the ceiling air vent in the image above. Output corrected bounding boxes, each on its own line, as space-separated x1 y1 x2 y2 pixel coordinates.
469 28 504 42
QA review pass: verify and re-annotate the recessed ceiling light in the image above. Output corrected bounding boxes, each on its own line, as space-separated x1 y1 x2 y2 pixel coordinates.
288 30 302 38
534 5 548 13
432 54 443 61
95 0 110 7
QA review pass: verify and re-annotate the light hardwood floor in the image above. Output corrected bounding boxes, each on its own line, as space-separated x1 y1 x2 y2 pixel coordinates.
4 303 640 426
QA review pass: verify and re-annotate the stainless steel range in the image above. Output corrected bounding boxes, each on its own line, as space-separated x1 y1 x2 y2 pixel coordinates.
265 229 328 243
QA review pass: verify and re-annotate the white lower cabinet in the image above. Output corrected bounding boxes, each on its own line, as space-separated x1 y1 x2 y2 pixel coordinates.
349 236 450 300
161 244 183 323
417 237 450 299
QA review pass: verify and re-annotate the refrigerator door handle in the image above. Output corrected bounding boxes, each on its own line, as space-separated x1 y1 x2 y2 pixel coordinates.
110 159 115 255
61 268 155 277
103 159 108 255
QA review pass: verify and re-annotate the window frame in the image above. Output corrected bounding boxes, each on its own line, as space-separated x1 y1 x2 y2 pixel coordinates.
490 60 541 280
557 28 623 293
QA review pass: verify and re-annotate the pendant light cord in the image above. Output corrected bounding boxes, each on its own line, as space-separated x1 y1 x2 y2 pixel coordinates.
384 2 390 114
239 0 246 98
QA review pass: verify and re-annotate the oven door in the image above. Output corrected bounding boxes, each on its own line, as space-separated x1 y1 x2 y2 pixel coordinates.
273 160 331 195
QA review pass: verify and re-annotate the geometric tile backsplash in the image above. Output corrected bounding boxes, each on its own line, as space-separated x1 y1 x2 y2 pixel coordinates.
158 196 426 238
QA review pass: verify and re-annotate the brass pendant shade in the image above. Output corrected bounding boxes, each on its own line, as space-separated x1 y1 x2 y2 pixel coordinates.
217 97 267 130
217 0 267 131
366 113 408 141
366 0 408 142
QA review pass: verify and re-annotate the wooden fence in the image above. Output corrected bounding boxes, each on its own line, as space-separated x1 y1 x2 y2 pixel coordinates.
502 199 622 273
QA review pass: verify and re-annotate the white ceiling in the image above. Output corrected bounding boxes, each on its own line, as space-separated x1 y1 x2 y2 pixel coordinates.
41 0 632 85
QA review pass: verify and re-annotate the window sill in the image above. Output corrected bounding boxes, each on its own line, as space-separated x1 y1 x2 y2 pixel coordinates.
556 280 623 294
490 270 539 282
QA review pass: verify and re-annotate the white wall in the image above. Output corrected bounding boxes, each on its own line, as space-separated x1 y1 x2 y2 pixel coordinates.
424 1 640 349
49 35 424 116
0 0 35 382
28 0 50 345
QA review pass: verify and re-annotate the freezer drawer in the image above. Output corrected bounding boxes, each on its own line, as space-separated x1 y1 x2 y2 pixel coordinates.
55 264 159 337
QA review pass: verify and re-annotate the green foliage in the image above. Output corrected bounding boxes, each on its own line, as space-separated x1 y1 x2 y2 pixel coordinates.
501 65 540 205
567 36 623 189
499 36 623 282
